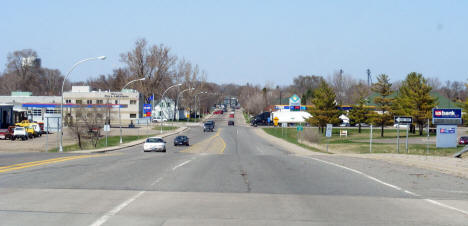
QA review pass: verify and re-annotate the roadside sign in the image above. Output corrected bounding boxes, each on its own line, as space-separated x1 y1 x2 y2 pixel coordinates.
394 116 413 125
143 104 152 118
273 117 279 126
281 123 287 128
432 108 462 125
297 125 303 131
103 124 110 132
326 124 333 137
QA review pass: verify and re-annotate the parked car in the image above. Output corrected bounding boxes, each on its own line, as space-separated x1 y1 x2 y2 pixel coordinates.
152 116 167 122
0 126 15 140
174 135 189 146
13 127 29 140
459 136 468 145
339 123 350 127
228 120 235 126
144 137 166 152
203 122 214 132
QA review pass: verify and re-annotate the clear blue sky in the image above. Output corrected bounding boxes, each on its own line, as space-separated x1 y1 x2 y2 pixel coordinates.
1 0 467 86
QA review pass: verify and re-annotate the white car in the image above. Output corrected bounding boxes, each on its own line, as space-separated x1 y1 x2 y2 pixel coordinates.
144 137 166 152
152 116 168 123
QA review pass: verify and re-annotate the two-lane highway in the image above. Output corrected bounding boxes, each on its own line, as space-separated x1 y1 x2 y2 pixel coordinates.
0 110 467 225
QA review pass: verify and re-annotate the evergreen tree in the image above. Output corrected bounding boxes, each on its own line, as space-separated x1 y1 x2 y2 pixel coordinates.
307 79 341 133
398 72 437 135
349 84 372 133
372 74 393 137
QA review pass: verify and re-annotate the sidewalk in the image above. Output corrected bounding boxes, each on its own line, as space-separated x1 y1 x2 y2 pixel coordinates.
72 126 188 154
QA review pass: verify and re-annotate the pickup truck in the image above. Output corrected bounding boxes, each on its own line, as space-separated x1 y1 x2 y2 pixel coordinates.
0 126 15 140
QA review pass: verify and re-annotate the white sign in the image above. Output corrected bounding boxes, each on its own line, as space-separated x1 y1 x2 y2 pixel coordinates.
282 123 288 128
326 124 333 137
104 124 111 132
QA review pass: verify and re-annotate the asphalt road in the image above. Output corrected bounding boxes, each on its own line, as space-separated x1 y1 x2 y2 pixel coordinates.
0 111 467 225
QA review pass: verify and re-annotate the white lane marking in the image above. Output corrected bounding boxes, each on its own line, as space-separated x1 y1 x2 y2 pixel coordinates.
150 177 163 186
304 156 468 216
89 191 145 226
172 160 191 170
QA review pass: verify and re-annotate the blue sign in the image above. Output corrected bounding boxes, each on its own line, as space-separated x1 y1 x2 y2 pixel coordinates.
433 109 462 119
439 128 456 134
143 104 152 117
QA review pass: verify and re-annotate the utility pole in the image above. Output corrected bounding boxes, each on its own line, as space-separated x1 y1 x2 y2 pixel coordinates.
367 69 372 87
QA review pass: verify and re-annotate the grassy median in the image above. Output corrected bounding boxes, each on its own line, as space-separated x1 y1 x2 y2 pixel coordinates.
263 127 463 156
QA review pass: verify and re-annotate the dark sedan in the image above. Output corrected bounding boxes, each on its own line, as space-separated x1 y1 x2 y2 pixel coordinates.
174 135 189 146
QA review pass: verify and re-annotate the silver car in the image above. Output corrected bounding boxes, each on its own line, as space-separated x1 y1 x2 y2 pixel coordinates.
144 137 166 152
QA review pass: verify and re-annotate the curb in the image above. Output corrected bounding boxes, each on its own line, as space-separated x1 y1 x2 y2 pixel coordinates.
72 127 189 154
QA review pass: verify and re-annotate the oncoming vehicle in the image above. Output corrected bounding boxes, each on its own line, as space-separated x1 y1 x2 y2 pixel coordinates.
144 137 166 152
13 127 29 140
228 120 235 126
203 121 214 132
174 135 189 146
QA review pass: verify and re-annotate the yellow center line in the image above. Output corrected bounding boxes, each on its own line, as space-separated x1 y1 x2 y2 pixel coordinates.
181 128 223 153
0 154 114 173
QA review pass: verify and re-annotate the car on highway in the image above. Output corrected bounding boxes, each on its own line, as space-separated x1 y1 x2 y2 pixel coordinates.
143 137 166 152
174 135 189 146
203 121 214 132
228 120 235 126
459 136 468 145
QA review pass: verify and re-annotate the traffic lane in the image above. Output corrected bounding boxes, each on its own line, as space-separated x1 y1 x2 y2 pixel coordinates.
0 126 220 190
113 125 218 154
0 147 194 190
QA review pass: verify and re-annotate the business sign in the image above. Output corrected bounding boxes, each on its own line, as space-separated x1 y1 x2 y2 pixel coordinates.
432 108 462 125
394 116 413 124
273 117 279 126
326 124 333 137
436 125 457 148
289 94 301 106
143 104 152 118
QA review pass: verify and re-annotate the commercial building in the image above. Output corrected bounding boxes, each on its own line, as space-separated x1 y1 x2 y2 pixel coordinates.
0 86 144 129
62 86 143 125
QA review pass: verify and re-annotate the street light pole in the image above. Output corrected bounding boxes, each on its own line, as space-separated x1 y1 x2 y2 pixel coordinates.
59 56 106 152
194 92 208 122
176 88 194 120
160 83 182 133
119 77 146 144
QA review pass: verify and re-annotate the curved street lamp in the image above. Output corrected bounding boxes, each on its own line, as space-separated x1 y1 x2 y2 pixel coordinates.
159 83 183 133
59 56 106 152
119 77 146 144
176 88 195 120
194 91 208 122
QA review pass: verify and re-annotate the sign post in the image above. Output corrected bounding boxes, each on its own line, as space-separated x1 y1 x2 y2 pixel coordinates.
297 125 303 143
432 109 462 148
104 124 111 147
273 117 279 127
370 124 373 153
326 124 332 153
394 116 413 153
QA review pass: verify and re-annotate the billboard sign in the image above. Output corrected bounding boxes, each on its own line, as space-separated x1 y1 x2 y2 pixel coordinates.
432 108 462 125
289 94 301 106
143 104 152 118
